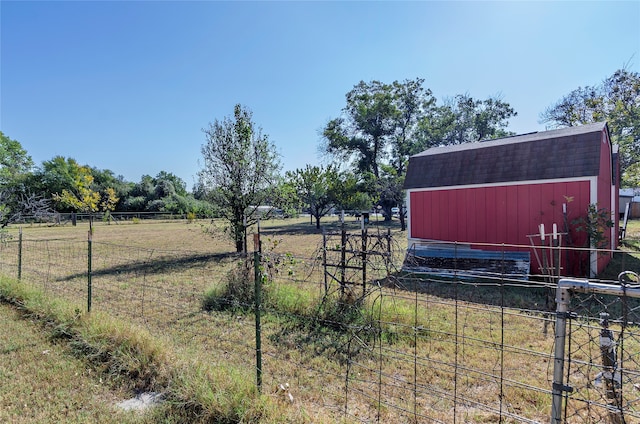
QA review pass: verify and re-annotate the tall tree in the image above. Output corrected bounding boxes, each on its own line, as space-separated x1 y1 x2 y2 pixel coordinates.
323 79 436 224
387 79 436 229
53 163 113 232
332 171 375 214
29 156 82 201
323 79 517 225
200 104 281 252
376 165 405 225
416 94 517 149
155 171 188 197
273 176 301 219
286 165 340 229
0 131 33 188
0 132 41 227
540 69 640 185
90 167 132 208
323 80 398 179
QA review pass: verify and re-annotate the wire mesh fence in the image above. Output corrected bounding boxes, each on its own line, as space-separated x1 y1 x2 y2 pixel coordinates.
1 225 640 423
552 278 640 424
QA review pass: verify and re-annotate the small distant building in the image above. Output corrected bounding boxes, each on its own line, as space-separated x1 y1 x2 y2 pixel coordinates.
248 205 283 219
619 188 635 218
403 122 618 278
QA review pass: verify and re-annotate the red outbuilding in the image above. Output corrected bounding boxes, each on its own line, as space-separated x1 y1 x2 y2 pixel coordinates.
403 122 618 278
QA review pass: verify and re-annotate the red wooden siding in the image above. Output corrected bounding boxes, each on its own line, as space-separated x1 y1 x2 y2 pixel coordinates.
409 180 591 275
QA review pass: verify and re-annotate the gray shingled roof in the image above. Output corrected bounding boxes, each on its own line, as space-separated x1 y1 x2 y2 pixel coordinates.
404 122 609 189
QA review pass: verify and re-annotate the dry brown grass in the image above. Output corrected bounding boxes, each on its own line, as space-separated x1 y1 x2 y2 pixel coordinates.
0 303 146 424
2 217 638 423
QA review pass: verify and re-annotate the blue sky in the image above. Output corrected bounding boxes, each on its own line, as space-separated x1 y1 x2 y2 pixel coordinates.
1 1 639 189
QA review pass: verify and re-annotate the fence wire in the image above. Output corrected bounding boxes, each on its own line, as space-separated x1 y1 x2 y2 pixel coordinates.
558 285 640 423
2 228 640 423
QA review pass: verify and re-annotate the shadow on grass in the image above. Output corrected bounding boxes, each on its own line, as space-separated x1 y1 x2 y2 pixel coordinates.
266 298 379 365
57 251 241 282
388 273 555 312
385 247 640 321
597 248 640 281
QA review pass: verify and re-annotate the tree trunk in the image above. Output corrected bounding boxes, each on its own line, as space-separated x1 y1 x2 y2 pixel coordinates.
235 225 245 253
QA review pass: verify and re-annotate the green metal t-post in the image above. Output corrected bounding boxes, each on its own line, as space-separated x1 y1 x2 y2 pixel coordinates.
253 233 262 392
87 230 92 313
17 228 22 280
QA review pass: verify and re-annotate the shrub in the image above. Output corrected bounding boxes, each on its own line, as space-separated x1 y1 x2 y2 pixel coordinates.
203 259 256 312
122 196 146 211
573 203 614 249
313 290 369 332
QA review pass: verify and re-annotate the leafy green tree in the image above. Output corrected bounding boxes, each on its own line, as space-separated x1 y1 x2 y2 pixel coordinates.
323 79 436 224
200 104 281 252
376 165 405 224
386 79 436 228
100 187 119 223
122 195 147 211
0 131 33 188
0 132 40 227
416 94 517 149
323 80 399 179
155 171 188 197
29 157 126 216
332 171 374 213
322 79 517 226
120 172 201 215
130 174 156 200
388 79 436 171
273 176 301 218
540 69 640 186
53 164 102 231
90 167 132 209
29 156 82 202
286 165 340 229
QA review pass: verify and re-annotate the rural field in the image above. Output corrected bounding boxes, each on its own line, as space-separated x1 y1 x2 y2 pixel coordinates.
1 216 640 423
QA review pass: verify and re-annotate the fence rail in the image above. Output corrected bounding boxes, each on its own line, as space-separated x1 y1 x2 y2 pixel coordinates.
1 228 640 423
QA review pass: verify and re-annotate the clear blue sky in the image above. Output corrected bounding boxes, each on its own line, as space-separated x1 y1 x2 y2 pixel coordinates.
1 1 639 189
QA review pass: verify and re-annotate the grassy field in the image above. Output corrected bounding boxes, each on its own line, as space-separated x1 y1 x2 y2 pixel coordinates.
0 303 146 424
1 217 639 423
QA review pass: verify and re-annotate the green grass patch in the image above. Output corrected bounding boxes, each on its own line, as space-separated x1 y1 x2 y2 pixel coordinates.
0 274 286 423
0 302 145 424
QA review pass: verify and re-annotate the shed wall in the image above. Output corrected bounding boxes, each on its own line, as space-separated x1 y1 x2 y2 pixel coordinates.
408 180 591 275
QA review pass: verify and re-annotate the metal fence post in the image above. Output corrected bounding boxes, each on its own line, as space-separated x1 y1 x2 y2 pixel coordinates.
361 226 367 297
551 284 571 424
322 227 328 294
87 230 92 313
17 228 22 280
599 312 623 424
340 225 346 296
253 233 262 393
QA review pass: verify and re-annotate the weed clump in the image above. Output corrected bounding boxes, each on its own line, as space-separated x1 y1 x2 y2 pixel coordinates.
202 259 256 312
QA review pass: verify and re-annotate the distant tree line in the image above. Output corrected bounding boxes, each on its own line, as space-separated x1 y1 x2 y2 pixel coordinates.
2 69 637 248
0 140 217 228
